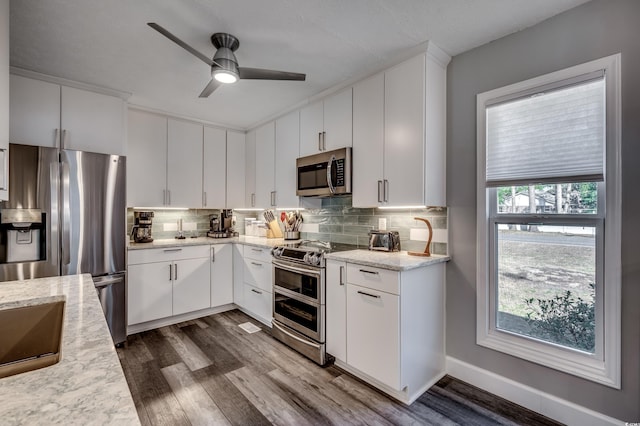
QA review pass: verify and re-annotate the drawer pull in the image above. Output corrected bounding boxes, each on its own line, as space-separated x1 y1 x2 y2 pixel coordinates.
251 289 262 294
359 269 379 275
169 264 172 281
357 290 381 299
163 248 182 252
251 262 262 267
251 248 263 252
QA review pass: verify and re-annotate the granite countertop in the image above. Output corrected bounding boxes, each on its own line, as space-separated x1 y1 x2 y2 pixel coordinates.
127 235 298 250
325 250 450 271
0 274 139 425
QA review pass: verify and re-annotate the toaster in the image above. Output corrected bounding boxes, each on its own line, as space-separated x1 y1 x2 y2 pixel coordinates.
368 230 401 252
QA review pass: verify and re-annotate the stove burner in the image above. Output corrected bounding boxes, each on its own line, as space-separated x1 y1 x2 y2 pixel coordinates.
271 240 357 267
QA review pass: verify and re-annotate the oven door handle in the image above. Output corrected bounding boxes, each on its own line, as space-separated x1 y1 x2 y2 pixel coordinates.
272 321 321 349
272 259 322 277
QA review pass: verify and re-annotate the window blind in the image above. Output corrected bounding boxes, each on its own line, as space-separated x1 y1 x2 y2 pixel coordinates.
485 75 605 187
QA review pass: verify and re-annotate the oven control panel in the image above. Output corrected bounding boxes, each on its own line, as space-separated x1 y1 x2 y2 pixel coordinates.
271 247 324 267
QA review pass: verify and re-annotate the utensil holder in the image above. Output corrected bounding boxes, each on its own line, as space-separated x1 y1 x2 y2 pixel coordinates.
284 231 300 240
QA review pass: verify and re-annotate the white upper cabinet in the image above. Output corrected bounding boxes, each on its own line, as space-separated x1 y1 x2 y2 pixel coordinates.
245 129 256 208
255 121 276 208
60 86 125 155
10 74 125 155
352 45 450 207
352 73 385 207
274 110 300 208
10 75 61 148
167 118 203 208
226 130 246 209
127 109 167 207
299 87 352 157
203 126 226 209
0 0 8 201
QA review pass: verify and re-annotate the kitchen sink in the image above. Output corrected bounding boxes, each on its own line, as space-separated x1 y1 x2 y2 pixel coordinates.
0 298 65 379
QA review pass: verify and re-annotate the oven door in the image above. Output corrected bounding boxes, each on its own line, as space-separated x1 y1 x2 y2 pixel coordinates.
273 288 324 343
272 259 324 304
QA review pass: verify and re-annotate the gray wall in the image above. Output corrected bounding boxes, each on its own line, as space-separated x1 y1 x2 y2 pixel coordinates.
446 0 639 420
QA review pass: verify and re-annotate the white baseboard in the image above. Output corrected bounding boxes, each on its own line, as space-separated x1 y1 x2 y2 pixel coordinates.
446 357 624 426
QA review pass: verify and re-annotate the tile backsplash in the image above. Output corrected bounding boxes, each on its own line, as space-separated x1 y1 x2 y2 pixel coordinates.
127 196 447 255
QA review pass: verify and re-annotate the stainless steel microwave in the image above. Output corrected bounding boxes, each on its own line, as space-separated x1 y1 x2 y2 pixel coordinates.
296 147 352 197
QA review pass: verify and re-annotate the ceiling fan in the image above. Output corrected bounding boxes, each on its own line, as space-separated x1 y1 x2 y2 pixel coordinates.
148 23 306 97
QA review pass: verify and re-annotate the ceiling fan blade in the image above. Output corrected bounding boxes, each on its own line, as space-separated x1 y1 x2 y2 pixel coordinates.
238 67 306 81
199 79 222 98
148 22 215 67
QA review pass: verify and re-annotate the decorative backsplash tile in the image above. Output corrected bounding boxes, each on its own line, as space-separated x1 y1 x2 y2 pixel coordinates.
127 196 448 255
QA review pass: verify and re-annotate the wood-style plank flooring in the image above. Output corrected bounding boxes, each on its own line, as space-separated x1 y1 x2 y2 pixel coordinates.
117 310 562 426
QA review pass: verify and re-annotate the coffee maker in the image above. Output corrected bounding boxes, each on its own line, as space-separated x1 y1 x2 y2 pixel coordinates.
131 211 154 243
207 209 237 238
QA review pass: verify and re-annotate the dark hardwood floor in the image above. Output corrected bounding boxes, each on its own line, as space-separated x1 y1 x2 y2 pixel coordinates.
117 310 562 426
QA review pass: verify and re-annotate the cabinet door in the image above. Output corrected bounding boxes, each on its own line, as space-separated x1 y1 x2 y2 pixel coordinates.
211 244 233 307
326 260 347 362
232 244 245 307
347 283 400 390
127 110 167 207
243 257 272 292
352 73 384 207
299 100 323 157
384 54 425 205
245 129 256 207
274 111 300 208
243 283 272 324
9 75 60 148
226 130 246 209
172 257 210 316
255 122 275 208
323 87 353 152
167 118 203 207
203 126 226 208
128 261 173 325
61 86 125 155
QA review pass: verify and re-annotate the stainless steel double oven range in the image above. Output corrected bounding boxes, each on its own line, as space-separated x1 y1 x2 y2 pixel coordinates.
271 240 353 365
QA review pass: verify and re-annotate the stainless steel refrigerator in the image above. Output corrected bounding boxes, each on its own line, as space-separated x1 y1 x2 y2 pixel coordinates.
0 144 127 345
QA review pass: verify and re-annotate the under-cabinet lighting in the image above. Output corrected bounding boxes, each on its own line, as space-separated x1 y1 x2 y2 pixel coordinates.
377 205 426 210
234 208 265 212
132 207 189 211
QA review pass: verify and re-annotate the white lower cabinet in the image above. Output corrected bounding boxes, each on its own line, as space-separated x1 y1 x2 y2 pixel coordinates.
241 245 273 325
333 261 445 404
211 244 233 307
127 245 210 326
326 259 347 362
232 244 245 308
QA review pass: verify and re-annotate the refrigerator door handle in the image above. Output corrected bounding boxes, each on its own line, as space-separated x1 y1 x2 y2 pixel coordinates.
49 162 59 266
61 161 71 266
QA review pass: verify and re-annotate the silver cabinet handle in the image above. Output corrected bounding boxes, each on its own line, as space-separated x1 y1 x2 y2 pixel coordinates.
163 189 166 205
174 263 178 280
168 190 171 205
359 269 379 275
270 191 276 206
322 131 326 151
203 191 207 207
163 248 182 252
251 193 256 207
357 290 381 299
61 129 68 149
251 248 263 252
169 264 172 281
318 132 322 151
384 180 389 202
377 180 383 203
251 288 262 294
339 266 344 286
54 128 60 149
0 148 7 191
211 247 215 262
251 261 262 267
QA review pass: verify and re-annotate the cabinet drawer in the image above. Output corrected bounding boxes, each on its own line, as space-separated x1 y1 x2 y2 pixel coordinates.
243 245 272 262
243 257 272 292
243 283 272 323
346 264 400 295
128 245 210 265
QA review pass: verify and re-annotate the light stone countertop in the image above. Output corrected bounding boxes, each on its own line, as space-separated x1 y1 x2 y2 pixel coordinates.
0 274 139 425
325 250 450 271
127 235 298 250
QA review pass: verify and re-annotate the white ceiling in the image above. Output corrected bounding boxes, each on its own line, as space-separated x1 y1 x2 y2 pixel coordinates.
10 0 591 130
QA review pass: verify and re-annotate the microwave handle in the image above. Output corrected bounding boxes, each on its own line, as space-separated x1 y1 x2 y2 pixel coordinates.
326 154 336 194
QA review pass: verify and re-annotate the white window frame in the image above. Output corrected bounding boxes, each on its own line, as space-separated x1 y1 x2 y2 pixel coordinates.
476 54 621 388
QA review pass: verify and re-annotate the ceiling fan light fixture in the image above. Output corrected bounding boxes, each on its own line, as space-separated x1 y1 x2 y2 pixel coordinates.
213 69 238 84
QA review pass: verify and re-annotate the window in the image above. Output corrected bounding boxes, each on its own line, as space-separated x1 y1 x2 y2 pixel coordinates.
476 55 621 387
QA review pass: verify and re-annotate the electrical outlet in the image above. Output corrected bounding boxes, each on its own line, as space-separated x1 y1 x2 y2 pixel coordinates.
378 218 387 230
